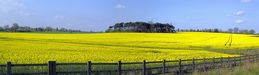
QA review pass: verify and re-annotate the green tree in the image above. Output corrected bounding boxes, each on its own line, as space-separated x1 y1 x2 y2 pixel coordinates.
10 23 19 32
3 25 10 32
233 27 239 33
0 27 4 31
248 29 256 34
45 27 54 32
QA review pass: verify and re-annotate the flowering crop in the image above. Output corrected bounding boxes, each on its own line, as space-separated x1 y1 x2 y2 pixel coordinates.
1 32 257 64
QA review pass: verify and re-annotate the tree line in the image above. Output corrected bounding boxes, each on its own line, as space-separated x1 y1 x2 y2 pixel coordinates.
0 23 82 33
177 28 222 33
106 22 176 33
177 27 256 34
228 27 256 34
1 22 256 34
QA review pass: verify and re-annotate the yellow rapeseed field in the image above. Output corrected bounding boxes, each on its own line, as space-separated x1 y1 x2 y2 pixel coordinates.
0 32 258 64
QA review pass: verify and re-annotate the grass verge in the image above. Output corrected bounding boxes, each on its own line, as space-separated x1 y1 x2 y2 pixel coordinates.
193 62 259 75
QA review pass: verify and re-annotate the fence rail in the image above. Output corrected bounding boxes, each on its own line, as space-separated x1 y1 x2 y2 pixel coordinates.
0 54 258 75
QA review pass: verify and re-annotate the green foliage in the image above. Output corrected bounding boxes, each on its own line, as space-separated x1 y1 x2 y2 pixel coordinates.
179 27 256 34
106 22 176 33
0 23 82 33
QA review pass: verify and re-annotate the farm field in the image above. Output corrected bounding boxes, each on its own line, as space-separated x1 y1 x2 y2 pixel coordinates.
0 32 259 64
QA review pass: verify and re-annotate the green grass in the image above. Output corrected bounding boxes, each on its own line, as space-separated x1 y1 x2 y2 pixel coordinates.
0 32 259 64
193 62 259 75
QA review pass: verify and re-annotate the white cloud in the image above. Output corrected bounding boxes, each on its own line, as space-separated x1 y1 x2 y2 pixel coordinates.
235 19 245 24
0 0 25 13
241 0 252 3
0 0 30 18
233 10 245 16
115 4 126 9
54 15 65 20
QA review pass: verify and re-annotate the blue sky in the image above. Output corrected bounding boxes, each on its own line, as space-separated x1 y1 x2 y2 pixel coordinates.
0 0 258 31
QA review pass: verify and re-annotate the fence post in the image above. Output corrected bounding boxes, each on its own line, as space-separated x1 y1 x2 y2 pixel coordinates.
227 56 230 63
48 61 56 75
227 56 231 67
143 60 146 75
255 54 258 60
249 55 251 62
87 61 92 75
192 58 195 71
203 58 206 71
178 59 182 75
220 57 223 67
6 62 11 75
245 54 247 61
253 55 256 62
251 55 254 62
212 57 215 69
118 61 122 75
256 54 258 62
240 55 242 64
162 59 166 75
234 56 237 66
251 55 253 62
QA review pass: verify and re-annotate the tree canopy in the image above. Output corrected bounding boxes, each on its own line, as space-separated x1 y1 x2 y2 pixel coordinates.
0 23 82 33
177 27 256 34
106 22 176 33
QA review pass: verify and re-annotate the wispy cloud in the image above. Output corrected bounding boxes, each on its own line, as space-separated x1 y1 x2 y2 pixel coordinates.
233 10 245 16
115 4 126 9
241 0 252 3
54 15 65 20
235 19 245 24
0 0 25 13
0 0 30 17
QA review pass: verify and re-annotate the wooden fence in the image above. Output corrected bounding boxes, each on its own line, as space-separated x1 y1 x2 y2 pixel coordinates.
0 54 258 75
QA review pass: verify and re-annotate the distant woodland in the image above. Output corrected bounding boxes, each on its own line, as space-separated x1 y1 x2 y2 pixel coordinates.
106 22 176 33
177 27 256 34
0 23 82 33
0 22 256 34
106 21 256 34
